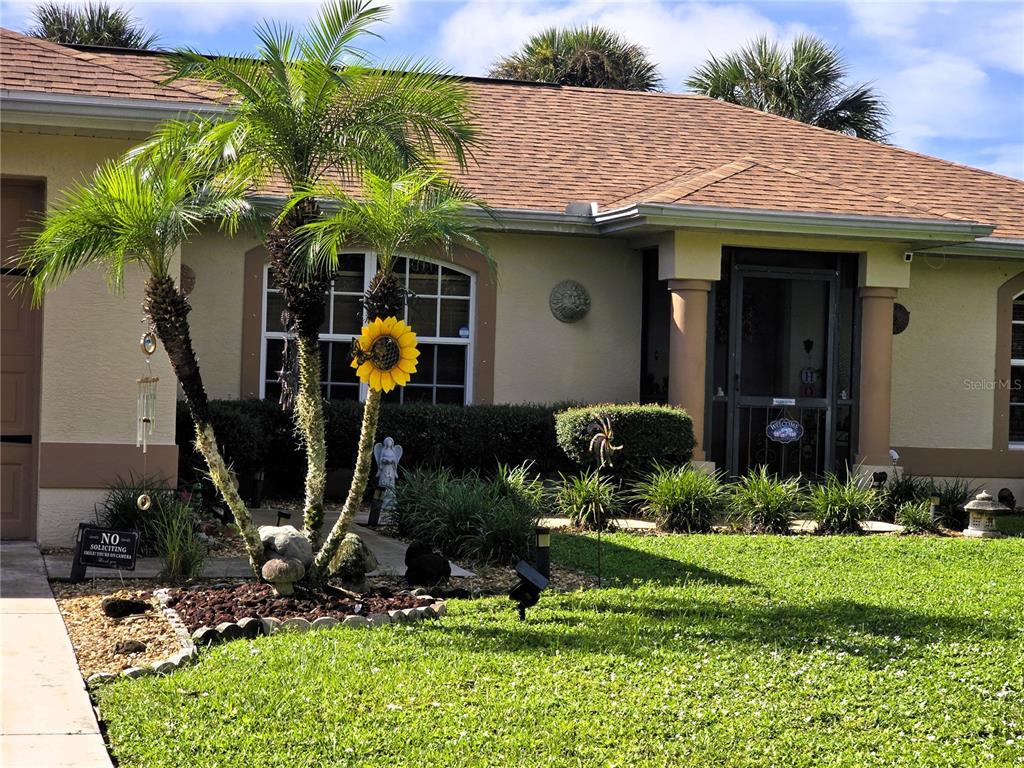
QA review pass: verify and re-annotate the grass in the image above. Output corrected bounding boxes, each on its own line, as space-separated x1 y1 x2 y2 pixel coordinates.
96 534 1023 767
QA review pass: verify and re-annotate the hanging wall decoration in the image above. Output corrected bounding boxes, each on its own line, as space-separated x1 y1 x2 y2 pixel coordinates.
136 331 159 454
549 280 591 323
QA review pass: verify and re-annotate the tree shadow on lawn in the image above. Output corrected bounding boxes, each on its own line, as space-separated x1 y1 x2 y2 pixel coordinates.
553 534 751 588
445 592 1006 669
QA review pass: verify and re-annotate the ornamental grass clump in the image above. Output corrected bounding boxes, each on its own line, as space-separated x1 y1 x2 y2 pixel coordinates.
880 471 932 522
806 473 879 534
896 500 941 535
729 466 802 534
392 464 541 565
631 465 727 533
553 469 621 531
931 477 980 530
150 496 208 581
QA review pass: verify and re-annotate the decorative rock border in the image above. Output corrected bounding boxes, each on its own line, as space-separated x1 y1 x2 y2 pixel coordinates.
85 589 198 685
188 598 447 647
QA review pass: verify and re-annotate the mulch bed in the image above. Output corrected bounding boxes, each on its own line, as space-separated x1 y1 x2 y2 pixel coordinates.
165 582 434 632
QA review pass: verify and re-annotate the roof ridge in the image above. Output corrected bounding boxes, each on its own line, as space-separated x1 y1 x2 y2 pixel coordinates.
2 28 206 103
605 160 756 208
744 157 966 221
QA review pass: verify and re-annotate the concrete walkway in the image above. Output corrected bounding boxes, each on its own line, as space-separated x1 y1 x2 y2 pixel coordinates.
1 542 112 767
43 511 474 580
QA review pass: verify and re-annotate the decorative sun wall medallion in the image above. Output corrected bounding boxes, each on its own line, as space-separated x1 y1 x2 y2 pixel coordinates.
549 280 591 323
893 303 910 335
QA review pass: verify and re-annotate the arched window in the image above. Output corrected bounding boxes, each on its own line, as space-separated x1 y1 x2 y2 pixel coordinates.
1011 291 1023 447
260 253 475 405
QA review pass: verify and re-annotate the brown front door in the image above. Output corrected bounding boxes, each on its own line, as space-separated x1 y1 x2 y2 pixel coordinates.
1 179 44 539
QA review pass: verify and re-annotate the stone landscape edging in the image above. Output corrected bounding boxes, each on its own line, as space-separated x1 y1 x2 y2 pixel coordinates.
86 592 447 685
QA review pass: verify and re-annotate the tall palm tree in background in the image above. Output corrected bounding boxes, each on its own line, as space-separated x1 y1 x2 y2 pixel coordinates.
27 1 159 49
145 0 478 549
289 168 488 578
686 35 888 142
490 25 662 91
21 152 266 574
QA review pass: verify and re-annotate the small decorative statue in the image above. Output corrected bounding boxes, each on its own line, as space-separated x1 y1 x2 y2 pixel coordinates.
373 437 403 516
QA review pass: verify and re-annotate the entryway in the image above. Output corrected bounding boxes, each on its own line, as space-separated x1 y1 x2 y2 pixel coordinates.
1 178 44 540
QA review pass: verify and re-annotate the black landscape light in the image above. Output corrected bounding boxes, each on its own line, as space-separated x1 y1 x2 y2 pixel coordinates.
509 559 548 621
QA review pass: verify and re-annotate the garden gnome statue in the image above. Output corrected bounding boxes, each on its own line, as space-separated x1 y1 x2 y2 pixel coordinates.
373 437 403 520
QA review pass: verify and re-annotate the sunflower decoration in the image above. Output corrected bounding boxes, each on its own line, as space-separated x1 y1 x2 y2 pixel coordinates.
350 317 419 392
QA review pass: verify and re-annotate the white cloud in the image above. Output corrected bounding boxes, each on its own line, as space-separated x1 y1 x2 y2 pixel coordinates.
435 0 808 87
845 0 930 39
971 142 1024 179
877 50 992 145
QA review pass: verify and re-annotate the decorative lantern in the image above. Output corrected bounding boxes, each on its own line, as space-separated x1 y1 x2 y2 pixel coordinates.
963 491 1009 538
136 331 159 453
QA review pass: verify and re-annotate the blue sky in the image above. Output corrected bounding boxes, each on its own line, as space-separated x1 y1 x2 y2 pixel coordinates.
2 0 1022 178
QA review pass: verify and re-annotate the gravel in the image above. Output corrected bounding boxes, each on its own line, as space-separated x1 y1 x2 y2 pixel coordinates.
52 580 183 678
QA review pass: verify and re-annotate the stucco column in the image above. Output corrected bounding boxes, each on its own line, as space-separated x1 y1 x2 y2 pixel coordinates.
856 287 898 466
668 279 712 461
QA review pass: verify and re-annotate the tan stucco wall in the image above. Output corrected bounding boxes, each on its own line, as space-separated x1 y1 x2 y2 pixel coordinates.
485 233 642 404
891 257 1021 449
3 130 183 545
182 230 261 399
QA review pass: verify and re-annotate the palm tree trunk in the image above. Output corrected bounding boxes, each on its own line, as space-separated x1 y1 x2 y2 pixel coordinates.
311 388 381 578
264 198 332 547
295 335 327 548
143 274 264 575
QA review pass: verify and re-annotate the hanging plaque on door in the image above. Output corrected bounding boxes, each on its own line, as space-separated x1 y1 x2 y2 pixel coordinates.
766 417 804 444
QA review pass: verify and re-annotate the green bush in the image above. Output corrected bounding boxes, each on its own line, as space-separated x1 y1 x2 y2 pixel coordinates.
896 500 941 535
392 463 542 565
806 473 879 534
150 495 207 581
879 471 932 522
178 399 574 501
931 478 979 530
631 465 726 533
554 403 695 478
99 474 177 556
552 469 621 531
729 466 802 534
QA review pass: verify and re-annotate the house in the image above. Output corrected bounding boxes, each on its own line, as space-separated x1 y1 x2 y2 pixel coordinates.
1 29 1021 546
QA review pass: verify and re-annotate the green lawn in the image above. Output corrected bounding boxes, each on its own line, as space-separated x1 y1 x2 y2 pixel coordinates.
96 535 1023 767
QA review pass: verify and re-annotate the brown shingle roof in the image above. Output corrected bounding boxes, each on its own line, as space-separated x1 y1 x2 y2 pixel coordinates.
3 29 1022 239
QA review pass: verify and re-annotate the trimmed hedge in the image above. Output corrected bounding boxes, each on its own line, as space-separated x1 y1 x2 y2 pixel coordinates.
177 399 574 499
555 403 695 478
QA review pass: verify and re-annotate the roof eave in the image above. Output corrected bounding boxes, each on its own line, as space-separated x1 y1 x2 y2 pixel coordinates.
596 203 995 243
0 90 224 135
923 237 1024 260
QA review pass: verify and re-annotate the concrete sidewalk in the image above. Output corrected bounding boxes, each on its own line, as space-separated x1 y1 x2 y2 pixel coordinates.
1 542 112 767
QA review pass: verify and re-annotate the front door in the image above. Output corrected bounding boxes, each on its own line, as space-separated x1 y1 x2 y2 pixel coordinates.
727 265 839 478
1 179 44 539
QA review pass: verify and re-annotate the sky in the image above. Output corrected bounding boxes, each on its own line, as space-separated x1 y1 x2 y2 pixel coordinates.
2 0 1022 178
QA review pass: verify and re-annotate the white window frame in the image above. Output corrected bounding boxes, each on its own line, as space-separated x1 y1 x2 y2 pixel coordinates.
258 252 476 405
1011 291 1024 449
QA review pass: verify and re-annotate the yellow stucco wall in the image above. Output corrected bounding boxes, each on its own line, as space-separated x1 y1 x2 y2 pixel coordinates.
891 257 1022 448
486 233 643 404
1 131 177 447
181 230 261 399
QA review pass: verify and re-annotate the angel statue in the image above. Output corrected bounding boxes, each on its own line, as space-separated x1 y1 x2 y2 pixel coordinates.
373 437 403 513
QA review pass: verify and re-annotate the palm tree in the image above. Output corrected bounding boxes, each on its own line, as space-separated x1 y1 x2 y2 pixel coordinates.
490 25 662 91
27 1 159 49
147 0 478 549
288 168 489 578
686 35 888 142
21 152 266 575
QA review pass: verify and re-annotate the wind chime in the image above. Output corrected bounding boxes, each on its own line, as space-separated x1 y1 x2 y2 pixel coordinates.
136 330 159 454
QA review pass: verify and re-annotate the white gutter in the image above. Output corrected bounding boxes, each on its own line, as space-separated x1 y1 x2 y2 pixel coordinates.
595 203 995 243
923 237 1024 260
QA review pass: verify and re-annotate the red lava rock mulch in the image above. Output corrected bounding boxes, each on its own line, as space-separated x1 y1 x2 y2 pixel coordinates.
166 582 434 632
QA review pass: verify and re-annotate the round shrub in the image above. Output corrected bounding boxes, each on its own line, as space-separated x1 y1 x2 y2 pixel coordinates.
555 404 695 478
631 465 727 533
